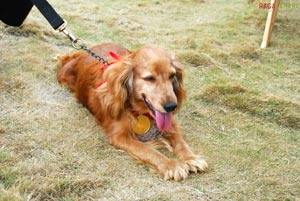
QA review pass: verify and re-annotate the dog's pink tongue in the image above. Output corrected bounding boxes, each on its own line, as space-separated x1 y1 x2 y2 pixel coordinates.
155 110 172 131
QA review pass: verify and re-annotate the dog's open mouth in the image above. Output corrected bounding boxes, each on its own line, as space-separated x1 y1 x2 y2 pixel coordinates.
143 96 172 131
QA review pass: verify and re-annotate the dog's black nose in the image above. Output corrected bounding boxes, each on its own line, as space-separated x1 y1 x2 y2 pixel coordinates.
164 102 177 112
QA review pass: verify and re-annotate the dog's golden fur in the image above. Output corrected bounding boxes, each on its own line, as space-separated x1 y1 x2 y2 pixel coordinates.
57 43 208 181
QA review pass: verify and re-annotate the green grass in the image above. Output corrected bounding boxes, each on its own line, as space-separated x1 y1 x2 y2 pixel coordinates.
1 0 299 200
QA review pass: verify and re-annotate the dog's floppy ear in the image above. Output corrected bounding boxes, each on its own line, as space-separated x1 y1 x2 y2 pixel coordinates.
171 55 186 110
98 60 133 119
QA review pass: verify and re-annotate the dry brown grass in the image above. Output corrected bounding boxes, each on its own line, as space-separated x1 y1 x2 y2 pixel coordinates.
1 0 300 200
201 84 300 129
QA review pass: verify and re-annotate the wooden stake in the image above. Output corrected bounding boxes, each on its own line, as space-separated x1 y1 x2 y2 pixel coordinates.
260 0 280 48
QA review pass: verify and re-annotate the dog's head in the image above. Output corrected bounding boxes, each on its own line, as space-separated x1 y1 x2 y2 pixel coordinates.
100 46 186 130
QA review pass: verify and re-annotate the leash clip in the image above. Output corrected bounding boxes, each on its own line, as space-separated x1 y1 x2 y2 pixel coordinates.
57 20 80 47
57 20 85 50
56 20 109 64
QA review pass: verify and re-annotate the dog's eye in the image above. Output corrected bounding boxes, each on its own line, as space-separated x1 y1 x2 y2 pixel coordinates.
143 76 156 82
169 73 176 80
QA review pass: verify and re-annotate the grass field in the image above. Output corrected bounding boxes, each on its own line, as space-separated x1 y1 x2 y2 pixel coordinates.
1 0 299 200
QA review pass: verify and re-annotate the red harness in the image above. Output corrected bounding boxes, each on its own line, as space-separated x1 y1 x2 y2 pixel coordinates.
131 111 155 120
96 51 121 88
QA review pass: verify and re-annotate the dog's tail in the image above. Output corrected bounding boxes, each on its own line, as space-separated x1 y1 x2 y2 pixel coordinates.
57 52 82 92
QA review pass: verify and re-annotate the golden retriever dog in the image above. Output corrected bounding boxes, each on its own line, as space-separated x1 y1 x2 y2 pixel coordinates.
57 43 208 181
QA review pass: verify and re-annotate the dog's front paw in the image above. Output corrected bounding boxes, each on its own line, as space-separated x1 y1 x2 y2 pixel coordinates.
184 155 208 173
158 160 189 181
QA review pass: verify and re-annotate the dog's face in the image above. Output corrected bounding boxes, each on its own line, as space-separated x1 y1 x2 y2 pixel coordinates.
102 46 186 129
129 46 186 130
132 47 178 110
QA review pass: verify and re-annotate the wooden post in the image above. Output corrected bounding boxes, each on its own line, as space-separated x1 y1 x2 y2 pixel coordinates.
260 0 280 48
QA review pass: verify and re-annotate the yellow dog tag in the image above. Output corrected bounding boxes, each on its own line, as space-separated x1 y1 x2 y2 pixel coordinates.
131 115 151 135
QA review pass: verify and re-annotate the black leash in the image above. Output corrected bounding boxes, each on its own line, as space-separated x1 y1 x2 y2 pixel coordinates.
30 0 110 65
30 0 64 30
